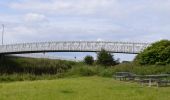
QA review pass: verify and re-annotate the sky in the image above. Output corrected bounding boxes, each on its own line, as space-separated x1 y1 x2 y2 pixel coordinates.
0 0 170 61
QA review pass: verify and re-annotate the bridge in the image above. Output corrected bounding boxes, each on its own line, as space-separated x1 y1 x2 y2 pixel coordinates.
0 41 150 55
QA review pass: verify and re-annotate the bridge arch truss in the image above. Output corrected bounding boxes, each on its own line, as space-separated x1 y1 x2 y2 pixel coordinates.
0 41 150 54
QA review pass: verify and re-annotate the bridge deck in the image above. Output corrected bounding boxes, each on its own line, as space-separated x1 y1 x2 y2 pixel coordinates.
0 41 150 54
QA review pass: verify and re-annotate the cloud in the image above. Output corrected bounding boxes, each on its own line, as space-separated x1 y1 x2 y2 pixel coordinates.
9 0 121 16
97 38 104 41
24 13 46 22
0 0 169 44
9 0 170 19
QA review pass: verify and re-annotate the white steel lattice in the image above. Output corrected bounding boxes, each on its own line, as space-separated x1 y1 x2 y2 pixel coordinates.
0 41 150 54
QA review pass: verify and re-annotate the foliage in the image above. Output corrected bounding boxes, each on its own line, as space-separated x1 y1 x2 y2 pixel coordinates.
113 63 170 75
67 63 170 78
0 74 64 82
98 68 114 77
135 40 170 65
1 62 170 82
78 67 96 76
84 55 94 65
97 49 117 66
65 64 97 77
1 55 170 82
0 56 74 75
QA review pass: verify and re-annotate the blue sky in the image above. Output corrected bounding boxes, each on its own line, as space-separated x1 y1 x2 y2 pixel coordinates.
0 0 170 61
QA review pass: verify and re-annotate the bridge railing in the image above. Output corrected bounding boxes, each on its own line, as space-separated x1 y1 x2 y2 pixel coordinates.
0 41 150 54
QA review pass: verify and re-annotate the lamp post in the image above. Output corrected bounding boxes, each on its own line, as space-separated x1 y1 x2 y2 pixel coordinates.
1 24 4 45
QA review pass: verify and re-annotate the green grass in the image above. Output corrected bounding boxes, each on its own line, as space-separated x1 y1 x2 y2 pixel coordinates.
0 76 170 100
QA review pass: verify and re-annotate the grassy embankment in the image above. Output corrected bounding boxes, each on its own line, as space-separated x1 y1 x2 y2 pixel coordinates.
1 56 170 82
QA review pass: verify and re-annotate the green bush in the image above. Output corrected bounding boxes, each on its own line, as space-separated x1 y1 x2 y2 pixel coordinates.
84 55 94 65
135 40 170 65
155 62 166 66
79 67 96 76
98 69 114 77
97 49 117 66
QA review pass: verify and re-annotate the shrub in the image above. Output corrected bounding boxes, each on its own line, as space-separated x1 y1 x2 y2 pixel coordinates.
0 56 73 75
97 49 117 66
155 62 166 66
84 55 94 65
79 67 96 76
135 40 170 65
65 65 97 77
98 69 114 77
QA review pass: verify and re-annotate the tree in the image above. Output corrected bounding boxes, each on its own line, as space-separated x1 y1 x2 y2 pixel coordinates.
135 40 170 65
84 55 94 65
97 49 117 66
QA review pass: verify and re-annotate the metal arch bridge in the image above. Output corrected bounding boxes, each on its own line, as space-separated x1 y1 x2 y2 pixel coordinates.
0 41 150 55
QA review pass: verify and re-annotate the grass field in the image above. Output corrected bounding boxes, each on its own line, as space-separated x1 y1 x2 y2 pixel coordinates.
0 76 170 100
